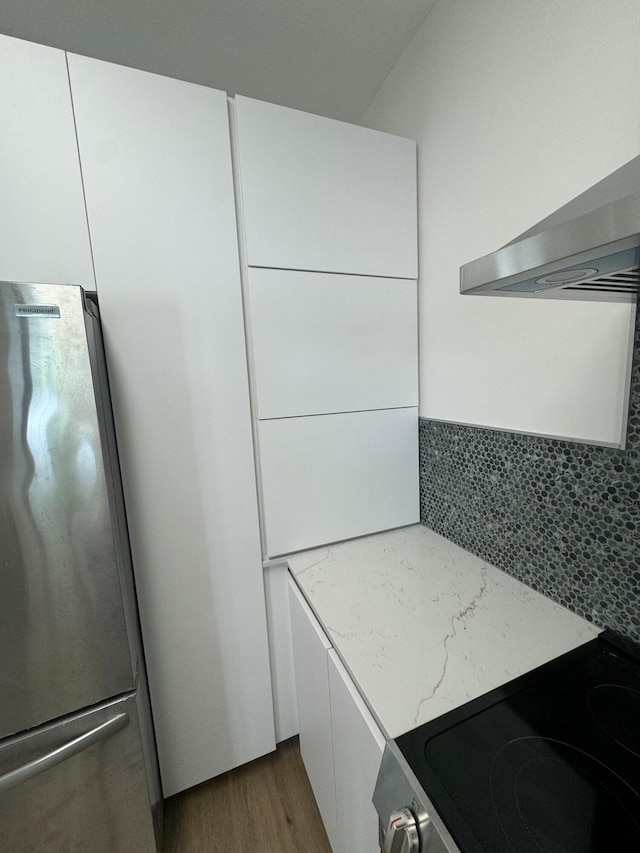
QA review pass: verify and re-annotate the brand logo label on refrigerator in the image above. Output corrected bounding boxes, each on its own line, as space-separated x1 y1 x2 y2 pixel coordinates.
15 304 61 318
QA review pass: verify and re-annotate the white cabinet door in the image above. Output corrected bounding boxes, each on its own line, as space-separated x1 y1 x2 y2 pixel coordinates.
233 96 417 279
0 34 94 287
289 580 338 850
248 268 418 418
264 561 299 743
288 577 386 853
259 409 419 557
68 55 275 796
328 650 386 853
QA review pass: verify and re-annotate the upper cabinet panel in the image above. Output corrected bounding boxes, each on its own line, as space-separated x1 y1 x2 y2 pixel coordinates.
258 408 419 557
233 96 417 279
248 268 418 418
0 35 94 287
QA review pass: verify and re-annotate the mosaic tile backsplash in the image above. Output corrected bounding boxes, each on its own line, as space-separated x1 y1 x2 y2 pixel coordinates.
420 308 640 642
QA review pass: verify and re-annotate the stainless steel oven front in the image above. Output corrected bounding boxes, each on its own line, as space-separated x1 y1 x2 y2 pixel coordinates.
373 740 460 853
372 633 640 853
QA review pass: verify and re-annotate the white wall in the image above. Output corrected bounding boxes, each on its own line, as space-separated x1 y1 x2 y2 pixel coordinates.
361 0 640 446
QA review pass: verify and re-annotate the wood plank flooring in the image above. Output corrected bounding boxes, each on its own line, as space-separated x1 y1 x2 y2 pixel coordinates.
162 737 332 853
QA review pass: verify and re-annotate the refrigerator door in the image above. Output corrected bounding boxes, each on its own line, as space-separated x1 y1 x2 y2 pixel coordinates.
0 282 134 739
0 692 156 852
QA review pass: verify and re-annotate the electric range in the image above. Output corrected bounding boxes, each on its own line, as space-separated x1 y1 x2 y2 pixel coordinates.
373 631 640 852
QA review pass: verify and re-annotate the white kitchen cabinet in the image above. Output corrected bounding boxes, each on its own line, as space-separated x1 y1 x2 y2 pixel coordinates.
264 561 299 743
247 268 418 419
289 580 338 850
328 650 386 853
233 95 417 278
0 34 94 287
233 95 419 558
289 577 386 853
258 408 419 557
67 55 275 796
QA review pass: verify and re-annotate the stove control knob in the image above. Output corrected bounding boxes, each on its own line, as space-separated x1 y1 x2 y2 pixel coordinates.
384 807 419 853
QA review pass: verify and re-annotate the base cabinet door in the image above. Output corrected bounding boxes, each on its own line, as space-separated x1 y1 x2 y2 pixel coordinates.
264 562 299 743
289 580 338 850
328 651 385 853
289 577 387 853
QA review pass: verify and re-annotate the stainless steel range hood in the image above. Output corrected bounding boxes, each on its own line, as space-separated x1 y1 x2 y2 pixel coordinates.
461 155 640 302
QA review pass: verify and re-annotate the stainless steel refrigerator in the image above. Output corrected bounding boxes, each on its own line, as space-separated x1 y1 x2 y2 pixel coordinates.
0 281 161 851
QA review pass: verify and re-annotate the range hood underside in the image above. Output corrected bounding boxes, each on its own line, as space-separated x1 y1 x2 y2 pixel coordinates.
461 157 640 303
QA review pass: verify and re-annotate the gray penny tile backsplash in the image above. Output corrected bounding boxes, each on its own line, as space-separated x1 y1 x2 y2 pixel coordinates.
420 308 640 642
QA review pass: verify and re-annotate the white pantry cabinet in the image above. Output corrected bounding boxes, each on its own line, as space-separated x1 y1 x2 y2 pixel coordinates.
258 408 419 557
0 34 94 287
247 268 418 418
233 95 417 278
289 578 385 853
67 55 275 796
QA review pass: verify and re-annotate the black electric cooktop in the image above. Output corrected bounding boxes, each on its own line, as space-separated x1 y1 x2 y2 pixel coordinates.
396 632 640 853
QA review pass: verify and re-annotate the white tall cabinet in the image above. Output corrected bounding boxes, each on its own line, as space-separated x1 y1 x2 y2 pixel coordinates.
0 35 94 287
67 56 275 796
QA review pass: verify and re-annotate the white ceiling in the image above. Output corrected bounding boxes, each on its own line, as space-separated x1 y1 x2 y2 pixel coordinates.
1 0 436 122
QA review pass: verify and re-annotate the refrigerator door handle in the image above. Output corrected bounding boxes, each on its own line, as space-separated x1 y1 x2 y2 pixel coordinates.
0 712 129 794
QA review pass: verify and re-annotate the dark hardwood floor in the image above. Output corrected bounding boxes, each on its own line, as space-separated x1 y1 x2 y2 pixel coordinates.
162 737 332 853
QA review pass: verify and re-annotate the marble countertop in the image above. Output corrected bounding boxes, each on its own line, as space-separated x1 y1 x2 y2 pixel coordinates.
287 524 599 739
